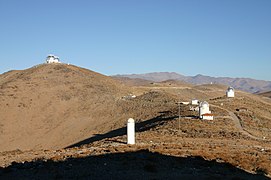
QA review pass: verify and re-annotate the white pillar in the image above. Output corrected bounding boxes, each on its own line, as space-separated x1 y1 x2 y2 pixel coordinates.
127 118 135 144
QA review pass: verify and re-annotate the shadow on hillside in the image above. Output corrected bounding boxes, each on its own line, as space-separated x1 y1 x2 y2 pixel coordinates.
0 150 268 180
67 113 177 148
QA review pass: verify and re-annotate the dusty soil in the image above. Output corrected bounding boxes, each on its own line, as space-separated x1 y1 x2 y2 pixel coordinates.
1 64 271 179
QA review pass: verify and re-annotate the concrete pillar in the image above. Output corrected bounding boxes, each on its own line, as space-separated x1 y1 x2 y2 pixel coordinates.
127 118 135 144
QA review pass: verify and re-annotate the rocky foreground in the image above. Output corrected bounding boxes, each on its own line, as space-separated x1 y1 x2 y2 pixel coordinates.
1 115 271 179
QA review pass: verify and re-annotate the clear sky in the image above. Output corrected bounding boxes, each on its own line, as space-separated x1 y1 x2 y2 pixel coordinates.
0 0 270 80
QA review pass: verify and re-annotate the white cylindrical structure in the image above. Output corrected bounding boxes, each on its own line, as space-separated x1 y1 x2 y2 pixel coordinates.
127 118 135 145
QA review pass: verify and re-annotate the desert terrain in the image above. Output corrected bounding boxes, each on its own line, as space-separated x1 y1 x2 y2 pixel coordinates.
1 63 271 179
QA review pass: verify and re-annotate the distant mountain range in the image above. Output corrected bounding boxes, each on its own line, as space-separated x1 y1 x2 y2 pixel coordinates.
113 72 271 93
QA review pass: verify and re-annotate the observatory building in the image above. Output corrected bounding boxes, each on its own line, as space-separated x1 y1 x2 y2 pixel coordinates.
191 99 199 105
199 101 213 120
46 54 61 64
226 87 235 98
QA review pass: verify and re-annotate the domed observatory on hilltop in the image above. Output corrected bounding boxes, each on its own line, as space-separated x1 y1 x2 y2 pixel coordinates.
199 101 213 120
226 87 235 98
45 54 61 64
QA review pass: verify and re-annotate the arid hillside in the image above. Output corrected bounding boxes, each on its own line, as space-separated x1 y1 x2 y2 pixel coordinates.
0 64 185 152
1 64 271 179
0 64 135 151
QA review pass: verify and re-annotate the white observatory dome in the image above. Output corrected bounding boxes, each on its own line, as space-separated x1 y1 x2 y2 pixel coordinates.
226 87 235 98
200 101 209 108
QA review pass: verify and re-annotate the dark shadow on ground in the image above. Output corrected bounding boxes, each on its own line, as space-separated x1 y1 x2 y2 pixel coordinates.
67 114 177 148
0 150 268 180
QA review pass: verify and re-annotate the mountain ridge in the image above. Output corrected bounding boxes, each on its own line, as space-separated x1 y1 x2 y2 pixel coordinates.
113 72 271 93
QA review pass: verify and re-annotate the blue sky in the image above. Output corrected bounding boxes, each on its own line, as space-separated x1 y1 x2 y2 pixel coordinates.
0 0 270 80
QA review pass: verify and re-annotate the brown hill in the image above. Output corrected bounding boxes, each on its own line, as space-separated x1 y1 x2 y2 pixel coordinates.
0 64 133 151
112 76 153 87
0 64 180 152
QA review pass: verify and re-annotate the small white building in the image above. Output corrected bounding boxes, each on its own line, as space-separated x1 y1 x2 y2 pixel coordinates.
180 101 190 105
45 54 61 64
202 113 214 120
226 87 235 98
191 99 199 105
199 101 211 119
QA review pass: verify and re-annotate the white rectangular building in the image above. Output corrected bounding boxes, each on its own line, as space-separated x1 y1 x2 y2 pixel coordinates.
202 113 214 120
